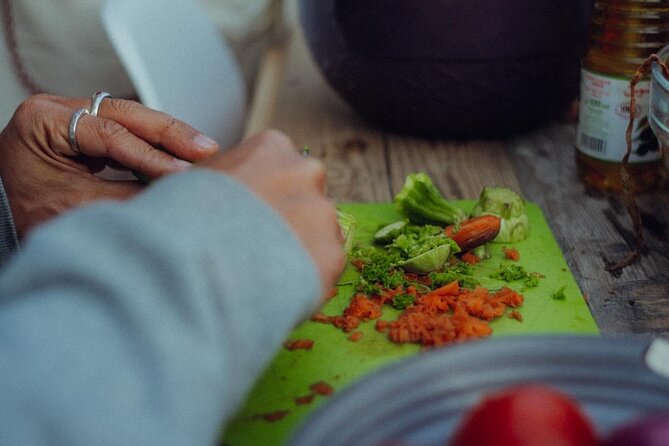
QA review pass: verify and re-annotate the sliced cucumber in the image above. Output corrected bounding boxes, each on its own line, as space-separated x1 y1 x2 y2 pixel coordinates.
400 243 451 274
374 220 407 244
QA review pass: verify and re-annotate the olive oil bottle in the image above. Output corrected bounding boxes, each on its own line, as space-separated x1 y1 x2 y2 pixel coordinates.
576 0 669 192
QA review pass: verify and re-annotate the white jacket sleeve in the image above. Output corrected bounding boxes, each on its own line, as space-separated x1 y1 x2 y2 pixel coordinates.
0 169 321 446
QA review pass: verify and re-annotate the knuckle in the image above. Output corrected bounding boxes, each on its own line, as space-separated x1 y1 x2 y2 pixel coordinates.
155 113 187 140
96 119 133 159
161 116 180 134
14 95 48 123
98 119 129 142
108 98 140 115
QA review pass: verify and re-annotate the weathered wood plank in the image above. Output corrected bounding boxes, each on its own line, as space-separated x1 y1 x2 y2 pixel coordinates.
385 137 522 200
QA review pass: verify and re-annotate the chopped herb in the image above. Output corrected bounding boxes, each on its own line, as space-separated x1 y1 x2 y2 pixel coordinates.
430 261 480 289
552 285 567 300
351 247 406 295
392 294 415 310
490 264 541 289
524 273 541 289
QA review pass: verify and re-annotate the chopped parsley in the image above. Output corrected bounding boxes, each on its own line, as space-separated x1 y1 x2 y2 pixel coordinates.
352 247 406 295
430 261 480 289
392 294 415 310
490 264 542 289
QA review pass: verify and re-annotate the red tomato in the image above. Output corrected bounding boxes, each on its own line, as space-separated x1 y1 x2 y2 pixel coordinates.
448 384 598 446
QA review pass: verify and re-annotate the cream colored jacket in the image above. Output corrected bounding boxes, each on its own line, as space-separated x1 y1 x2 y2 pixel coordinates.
0 0 286 126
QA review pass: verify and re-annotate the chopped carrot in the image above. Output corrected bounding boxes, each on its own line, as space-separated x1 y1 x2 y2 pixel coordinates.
310 381 334 396
336 278 524 347
503 247 520 261
310 312 333 324
259 410 290 422
332 315 360 332
283 339 314 351
461 251 481 264
375 319 390 332
509 310 523 321
295 394 315 405
348 331 364 342
344 294 383 320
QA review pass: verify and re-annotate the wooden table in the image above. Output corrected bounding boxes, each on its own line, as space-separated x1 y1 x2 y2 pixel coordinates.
245 25 669 336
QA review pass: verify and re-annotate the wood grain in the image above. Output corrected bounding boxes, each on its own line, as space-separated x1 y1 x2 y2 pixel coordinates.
386 137 521 199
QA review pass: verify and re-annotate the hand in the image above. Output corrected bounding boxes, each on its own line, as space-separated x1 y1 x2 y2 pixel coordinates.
198 130 346 295
0 94 219 239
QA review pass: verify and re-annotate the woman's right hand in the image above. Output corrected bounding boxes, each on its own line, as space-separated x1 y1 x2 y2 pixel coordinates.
198 130 346 295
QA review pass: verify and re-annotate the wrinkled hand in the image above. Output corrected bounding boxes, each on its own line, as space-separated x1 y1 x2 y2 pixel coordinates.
0 94 219 239
198 130 346 295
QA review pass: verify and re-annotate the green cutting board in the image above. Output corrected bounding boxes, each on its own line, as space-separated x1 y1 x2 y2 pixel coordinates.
222 202 599 446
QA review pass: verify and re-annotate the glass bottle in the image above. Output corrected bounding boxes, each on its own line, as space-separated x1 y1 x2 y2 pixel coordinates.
575 0 669 193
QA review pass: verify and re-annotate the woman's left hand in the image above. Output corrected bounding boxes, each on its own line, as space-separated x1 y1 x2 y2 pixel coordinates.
0 94 220 239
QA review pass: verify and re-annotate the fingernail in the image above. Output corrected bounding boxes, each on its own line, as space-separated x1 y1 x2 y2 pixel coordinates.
174 158 192 170
194 133 218 151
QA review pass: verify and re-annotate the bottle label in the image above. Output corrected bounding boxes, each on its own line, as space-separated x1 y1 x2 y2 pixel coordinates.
576 69 661 163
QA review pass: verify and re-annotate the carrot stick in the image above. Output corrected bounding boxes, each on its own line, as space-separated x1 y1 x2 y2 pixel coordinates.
445 215 501 252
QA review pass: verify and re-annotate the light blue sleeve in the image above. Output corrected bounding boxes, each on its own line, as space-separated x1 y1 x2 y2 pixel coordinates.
0 169 322 446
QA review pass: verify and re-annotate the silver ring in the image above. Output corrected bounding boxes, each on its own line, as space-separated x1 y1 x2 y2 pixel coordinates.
68 108 90 153
89 91 112 117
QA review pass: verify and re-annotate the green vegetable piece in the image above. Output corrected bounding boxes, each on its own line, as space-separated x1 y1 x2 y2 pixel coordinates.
471 243 491 260
392 294 415 310
400 243 451 274
337 210 357 255
430 261 480 289
491 264 527 281
374 220 408 244
388 225 454 259
394 173 467 226
490 264 541 289
552 285 567 300
471 186 529 243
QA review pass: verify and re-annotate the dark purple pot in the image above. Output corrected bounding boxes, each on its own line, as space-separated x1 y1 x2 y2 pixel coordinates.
299 0 591 138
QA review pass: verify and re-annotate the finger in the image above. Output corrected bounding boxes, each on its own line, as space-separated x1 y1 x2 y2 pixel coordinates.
73 114 193 178
244 129 295 151
95 98 219 161
32 94 88 110
304 158 328 195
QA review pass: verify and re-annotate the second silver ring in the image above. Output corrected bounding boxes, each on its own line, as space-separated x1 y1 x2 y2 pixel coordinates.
89 91 112 117
69 108 90 153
